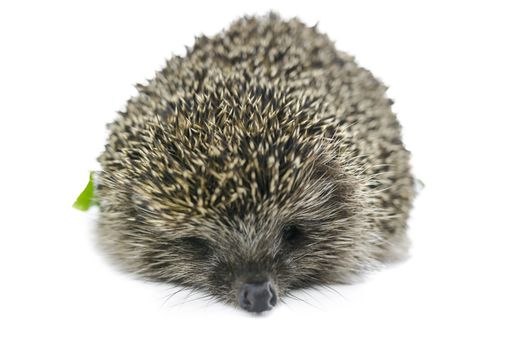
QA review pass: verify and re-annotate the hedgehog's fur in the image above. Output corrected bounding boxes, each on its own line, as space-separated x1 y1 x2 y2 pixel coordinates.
95 13 415 310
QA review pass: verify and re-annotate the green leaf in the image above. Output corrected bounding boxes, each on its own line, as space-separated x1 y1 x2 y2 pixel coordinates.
72 171 98 211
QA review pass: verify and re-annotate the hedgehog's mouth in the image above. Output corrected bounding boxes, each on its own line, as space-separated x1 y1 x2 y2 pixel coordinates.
237 278 278 313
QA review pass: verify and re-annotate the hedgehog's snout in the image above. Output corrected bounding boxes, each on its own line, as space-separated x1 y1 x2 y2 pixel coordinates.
238 279 277 313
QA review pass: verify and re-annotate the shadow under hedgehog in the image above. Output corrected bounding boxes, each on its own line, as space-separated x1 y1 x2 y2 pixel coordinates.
95 13 416 313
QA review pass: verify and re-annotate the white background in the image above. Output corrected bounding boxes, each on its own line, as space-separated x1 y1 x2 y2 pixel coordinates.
1 1 527 349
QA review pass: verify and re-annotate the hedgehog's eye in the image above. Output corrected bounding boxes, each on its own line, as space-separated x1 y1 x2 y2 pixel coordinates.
180 236 211 257
281 224 302 244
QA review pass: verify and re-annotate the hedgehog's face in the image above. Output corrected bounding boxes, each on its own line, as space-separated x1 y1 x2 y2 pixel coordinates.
117 150 371 313
139 164 364 313
97 83 376 313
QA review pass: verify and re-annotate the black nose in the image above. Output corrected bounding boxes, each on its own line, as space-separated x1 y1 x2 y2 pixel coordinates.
238 280 277 313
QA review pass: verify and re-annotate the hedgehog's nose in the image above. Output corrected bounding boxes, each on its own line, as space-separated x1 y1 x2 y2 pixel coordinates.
238 280 277 313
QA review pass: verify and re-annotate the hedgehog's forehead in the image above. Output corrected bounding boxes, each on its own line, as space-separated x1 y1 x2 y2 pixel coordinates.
193 207 282 240
134 149 346 242
173 144 337 218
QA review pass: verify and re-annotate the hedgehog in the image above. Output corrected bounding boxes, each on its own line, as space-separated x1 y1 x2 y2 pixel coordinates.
95 13 415 313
